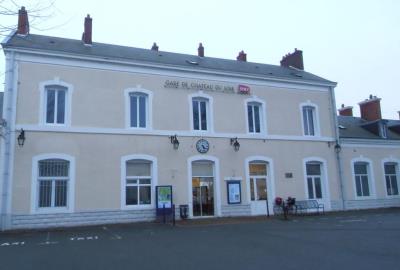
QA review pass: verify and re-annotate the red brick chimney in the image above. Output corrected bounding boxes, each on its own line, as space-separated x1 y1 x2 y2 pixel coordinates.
17 6 29 35
198 43 204 57
82 15 92 45
338 104 353 116
359 95 382 121
280 48 304 70
237 50 247 61
151 42 159 51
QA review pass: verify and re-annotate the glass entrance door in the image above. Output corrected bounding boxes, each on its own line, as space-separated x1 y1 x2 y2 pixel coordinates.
192 177 214 216
191 160 215 217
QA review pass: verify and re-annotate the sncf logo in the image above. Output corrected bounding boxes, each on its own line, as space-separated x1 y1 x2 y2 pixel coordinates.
238 84 251 95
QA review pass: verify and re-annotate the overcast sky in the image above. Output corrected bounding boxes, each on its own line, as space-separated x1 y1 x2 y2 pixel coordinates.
1 0 399 119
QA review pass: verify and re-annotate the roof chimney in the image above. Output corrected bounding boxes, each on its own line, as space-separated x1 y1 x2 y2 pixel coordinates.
82 14 92 45
151 42 159 51
17 6 29 35
237 50 247 62
280 48 304 70
358 95 382 121
198 43 204 57
338 104 353 116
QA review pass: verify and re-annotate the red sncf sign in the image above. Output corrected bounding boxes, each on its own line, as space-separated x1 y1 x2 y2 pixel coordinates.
238 84 251 94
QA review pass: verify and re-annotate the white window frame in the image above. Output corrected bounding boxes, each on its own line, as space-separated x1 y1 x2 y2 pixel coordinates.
39 78 73 126
244 156 276 214
351 157 376 199
382 158 400 198
300 101 320 137
244 96 267 135
187 155 221 217
31 153 75 214
189 91 214 133
124 87 153 130
121 154 157 210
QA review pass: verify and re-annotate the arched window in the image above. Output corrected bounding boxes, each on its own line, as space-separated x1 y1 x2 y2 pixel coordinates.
305 161 323 199
32 154 75 213
125 159 152 206
39 78 73 126
300 102 320 136
124 88 153 129
189 92 213 132
384 162 399 196
121 155 157 209
353 161 372 197
245 97 266 135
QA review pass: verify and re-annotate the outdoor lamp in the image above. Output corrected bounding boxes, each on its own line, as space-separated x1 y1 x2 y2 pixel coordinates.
334 143 341 153
230 137 240 152
17 128 25 147
169 134 179 150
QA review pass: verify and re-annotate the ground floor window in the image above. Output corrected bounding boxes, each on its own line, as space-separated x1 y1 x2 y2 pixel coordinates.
306 162 323 199
354 162 371 197
37 159 69 208
384 162 399 196
125 160 152 206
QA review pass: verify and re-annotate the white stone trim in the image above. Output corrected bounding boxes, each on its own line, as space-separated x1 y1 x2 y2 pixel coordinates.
124 87 153 130
381 158 400 198
15 124 335 143
38 77 74 127
30 153 76 214
244 156 276 215
350 156 376 200
244 96 267 136
299 101 321 137
120 154 158 210
302 157 331 210
187 155 221 218
188 91 214 134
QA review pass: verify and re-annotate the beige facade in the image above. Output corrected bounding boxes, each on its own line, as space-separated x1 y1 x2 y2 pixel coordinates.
2 17 398 230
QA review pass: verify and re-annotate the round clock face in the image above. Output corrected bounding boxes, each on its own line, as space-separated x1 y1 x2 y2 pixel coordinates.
196 139 209 153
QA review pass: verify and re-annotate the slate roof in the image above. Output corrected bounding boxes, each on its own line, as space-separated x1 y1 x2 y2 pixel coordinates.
2 33 335 85
338 116 400 140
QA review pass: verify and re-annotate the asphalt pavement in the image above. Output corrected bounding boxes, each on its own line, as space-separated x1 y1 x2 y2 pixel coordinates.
1 208 399 270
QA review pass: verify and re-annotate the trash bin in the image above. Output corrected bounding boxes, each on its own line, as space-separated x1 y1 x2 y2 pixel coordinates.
179 204 189 219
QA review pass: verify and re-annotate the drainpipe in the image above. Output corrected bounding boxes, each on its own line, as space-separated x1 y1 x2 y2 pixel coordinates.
0 50 17 230
328 85 345 210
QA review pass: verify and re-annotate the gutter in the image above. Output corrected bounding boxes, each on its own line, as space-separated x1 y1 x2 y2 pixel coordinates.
328 86 346 210
0 51 17 230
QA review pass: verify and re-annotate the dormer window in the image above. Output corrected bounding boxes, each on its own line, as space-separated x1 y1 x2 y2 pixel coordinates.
380 123 388 138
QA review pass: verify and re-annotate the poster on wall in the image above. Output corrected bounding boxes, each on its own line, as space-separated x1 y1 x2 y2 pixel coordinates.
156 185 173 209
227 181 241 204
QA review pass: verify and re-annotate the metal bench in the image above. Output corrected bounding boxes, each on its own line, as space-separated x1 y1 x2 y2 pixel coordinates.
295 200 324 214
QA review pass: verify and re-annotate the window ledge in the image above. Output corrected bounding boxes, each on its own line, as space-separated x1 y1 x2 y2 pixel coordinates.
121 205 154 211
32 207 72 214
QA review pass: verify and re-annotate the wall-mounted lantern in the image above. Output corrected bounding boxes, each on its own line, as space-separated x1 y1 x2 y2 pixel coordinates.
334 143 341 153
17 128 25 147
169 134 179 150
230 137 240 152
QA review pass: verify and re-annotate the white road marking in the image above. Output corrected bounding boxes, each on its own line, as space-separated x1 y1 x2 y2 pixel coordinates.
70 236 98 241
102 226 122 240
339 219 366 223
1 242 25 246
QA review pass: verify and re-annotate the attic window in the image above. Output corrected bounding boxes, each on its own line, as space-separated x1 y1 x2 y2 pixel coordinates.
186 60 199 65
380 123 388 138
338 125 346 129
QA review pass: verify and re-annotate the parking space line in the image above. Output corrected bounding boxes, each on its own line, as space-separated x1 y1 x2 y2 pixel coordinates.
102 226 122 240
38 232 58 246
339 219 366 223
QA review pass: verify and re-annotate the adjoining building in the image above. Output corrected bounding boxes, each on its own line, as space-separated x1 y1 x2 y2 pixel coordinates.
338 97 400 209
0 7 398 230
